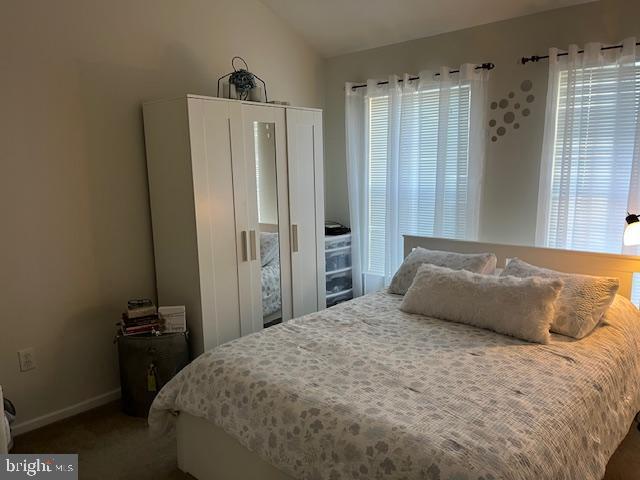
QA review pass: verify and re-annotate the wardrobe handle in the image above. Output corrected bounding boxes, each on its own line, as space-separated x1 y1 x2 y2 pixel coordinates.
241 230 249 262
249 230 257 260
291 224 299 253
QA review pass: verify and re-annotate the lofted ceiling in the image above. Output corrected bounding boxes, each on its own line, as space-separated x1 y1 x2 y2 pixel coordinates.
260 0 596 57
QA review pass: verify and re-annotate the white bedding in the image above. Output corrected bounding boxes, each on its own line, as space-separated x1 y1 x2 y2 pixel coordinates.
149 291 640 480
260 231 282 320
261 261 281 319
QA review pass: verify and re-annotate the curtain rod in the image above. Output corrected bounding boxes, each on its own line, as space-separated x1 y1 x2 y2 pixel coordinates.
350 62 495 90
521 41 640 65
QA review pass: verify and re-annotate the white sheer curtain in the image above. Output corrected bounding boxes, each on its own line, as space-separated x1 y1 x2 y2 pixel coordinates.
346 65 489 296
536 38 640 255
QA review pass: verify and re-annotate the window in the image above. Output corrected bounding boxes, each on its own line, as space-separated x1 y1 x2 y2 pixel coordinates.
366 85 472 276
254 122 263 222
537 47 640 305
366 96 389 275
543 62 640 254
346 70 487 294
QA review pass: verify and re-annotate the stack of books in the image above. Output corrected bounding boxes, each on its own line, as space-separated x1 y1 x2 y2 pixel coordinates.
119 299 159 336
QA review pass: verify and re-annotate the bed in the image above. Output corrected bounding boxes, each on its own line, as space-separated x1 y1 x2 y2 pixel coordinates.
261 260 281 319
260 230 282 324
149 237 640 480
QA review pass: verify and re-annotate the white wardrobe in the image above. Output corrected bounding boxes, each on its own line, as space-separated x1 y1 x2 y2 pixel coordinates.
143 95 325 356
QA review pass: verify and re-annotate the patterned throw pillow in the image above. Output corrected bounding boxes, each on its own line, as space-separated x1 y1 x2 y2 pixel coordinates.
400 264 563 344
389 247 497 295
501 258 619 339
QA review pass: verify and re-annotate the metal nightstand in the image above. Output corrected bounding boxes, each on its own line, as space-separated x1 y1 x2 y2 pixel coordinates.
117 332 189 417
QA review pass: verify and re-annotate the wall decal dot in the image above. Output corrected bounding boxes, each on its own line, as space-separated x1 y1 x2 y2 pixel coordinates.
488 80 535 141
520 80 533 92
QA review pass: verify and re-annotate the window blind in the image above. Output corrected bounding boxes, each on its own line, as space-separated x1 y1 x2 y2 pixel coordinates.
546 63 640 254
254 122 263 223
366 96 389 275
366 85 472 276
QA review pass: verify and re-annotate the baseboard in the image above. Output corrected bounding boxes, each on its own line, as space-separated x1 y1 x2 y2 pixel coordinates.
11 388 121 436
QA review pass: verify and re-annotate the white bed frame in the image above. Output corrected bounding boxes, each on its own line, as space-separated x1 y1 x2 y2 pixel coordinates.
177 412 291 479
176 236 640 479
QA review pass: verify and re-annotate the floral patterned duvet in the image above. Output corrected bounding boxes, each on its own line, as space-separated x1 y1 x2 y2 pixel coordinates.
261 261 282 318
149 291 640 480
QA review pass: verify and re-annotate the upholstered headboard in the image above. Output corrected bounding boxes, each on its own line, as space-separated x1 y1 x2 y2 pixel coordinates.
404 235 640 300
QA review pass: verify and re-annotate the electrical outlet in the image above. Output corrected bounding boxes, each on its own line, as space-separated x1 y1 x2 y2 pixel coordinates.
18 348 36 372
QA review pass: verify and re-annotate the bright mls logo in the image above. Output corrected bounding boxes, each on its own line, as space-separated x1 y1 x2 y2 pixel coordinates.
1 455 77 479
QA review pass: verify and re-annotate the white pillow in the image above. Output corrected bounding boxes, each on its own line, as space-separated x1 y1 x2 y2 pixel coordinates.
389 247 497 295
400 264 563 344
501 258 619 339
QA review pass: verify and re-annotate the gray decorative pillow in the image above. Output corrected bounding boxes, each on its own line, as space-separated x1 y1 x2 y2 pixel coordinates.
501 258 619 339
389 247 497 295
401 264 563 344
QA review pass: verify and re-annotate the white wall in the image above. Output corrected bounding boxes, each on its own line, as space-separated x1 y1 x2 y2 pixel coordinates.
323 0 640 245
0 0 323 429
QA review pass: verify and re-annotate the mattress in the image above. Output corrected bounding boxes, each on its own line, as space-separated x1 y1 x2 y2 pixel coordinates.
149 291 640 480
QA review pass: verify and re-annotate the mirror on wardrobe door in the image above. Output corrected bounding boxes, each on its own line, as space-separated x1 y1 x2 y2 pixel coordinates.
253 121 283 328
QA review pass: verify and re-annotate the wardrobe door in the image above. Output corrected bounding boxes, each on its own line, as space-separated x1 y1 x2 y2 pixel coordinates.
145 96 244 355
187 98 243 351
286 108 325 317
236 104 292 334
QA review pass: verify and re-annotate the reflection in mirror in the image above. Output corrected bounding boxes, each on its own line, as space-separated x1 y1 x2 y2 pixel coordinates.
254 122 282 328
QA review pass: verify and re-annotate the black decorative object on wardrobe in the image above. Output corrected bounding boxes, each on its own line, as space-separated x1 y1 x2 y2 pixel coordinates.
217 56 268 102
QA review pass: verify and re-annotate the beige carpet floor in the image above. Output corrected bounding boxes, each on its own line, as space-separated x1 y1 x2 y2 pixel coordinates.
11 402 640 479
12 402 191 480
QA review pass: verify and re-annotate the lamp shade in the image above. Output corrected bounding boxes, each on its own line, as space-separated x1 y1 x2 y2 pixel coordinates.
624 214 640 246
